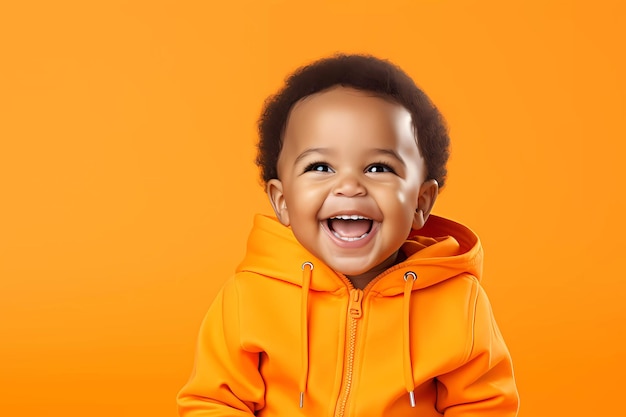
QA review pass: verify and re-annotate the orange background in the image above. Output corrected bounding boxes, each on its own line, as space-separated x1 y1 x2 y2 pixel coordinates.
1 1 624 415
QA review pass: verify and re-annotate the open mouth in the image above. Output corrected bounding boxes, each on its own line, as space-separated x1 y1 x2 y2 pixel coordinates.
326 215 374 242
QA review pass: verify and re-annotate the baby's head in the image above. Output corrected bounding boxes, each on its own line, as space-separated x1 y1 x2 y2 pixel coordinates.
256 54 450 284
258 54 450 189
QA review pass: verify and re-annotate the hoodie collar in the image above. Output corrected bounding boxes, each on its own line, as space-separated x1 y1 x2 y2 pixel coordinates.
236 214 483 294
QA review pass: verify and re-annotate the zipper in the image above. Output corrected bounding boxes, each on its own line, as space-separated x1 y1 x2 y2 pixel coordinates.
334 288 363 417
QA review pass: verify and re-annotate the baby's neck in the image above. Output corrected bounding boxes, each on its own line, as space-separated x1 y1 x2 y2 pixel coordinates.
346 250 406 290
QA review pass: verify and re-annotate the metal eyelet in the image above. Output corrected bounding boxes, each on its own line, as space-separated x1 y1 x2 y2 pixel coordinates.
302 262 314 271
404 271 417 282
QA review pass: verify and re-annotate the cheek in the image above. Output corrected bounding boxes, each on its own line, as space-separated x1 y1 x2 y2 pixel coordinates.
377 185 420 226
396 190 408 205
396 177 422 207
284 185 325 218
289 184 324 205
382 183 419 209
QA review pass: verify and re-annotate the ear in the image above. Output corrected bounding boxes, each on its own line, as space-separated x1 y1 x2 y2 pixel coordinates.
266 179 290 226
412 179 439 230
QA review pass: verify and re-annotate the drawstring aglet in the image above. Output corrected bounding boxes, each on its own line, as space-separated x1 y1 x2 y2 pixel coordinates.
409 391 416 407
299 392 304 408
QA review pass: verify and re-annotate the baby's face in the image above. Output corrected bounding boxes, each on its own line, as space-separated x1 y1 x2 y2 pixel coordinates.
267 86 436 283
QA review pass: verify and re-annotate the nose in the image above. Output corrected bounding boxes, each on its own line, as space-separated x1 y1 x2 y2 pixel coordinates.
332 172 367 197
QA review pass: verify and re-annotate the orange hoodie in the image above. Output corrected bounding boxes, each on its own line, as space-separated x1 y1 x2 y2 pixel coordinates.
178 214 519 416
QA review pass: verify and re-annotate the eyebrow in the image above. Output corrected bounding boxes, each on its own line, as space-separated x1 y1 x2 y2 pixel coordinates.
294 148 331 165
371 148 406 167
294 147 406 167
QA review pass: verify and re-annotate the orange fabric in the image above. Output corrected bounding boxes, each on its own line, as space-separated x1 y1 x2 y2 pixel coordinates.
177 214 519 416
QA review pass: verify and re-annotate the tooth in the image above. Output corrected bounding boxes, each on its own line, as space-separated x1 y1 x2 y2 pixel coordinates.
332 231 370 241
329 215 372 221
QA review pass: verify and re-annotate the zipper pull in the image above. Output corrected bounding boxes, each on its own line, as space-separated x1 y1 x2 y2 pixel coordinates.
349 289 363 319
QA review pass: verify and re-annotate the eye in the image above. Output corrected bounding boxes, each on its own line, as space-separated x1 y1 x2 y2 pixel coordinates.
366 163 395 174
304 162 334 173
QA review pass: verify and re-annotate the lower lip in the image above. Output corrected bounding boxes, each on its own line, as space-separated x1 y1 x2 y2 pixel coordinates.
321 221 379 249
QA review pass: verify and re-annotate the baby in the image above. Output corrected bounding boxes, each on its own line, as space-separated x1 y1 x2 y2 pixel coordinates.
178 54 519 416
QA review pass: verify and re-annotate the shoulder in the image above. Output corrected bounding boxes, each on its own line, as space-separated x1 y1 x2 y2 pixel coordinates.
411 274 483 364
227 270 303 314
417 273 481 315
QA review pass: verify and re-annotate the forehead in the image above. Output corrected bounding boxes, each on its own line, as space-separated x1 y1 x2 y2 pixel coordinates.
282 86 417 152
288 86 408 128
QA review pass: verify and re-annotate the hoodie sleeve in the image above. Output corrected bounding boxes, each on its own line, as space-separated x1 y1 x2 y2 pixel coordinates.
177 278 265 416
435 283 519 416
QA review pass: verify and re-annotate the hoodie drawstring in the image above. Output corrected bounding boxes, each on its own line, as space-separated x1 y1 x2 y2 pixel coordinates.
299 262 313 408
403 271 417 407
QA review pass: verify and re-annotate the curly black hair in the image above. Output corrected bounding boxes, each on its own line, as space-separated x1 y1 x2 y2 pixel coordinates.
256 54 450 188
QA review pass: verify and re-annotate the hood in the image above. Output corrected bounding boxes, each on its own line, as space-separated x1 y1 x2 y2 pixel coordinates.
237 213 483 293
